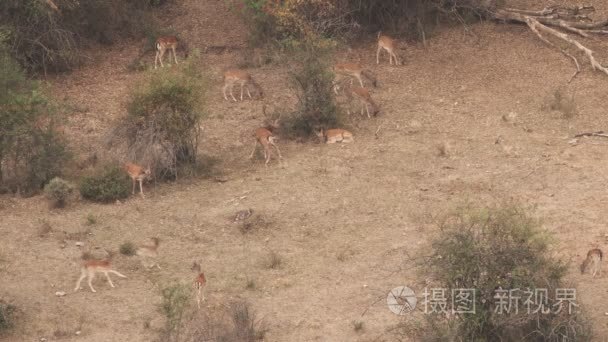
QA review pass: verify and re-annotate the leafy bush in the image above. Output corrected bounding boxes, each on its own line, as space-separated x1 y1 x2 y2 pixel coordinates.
120 242 137 256
113 59 206 180
0 45 69 194
79 166 130 203
160 283 191 342
414 204 592 341
280 41 342 139
43 177 73 208
0 300 15 333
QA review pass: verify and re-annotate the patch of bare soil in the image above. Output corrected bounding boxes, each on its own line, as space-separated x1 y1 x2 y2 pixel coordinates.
3 0 608 341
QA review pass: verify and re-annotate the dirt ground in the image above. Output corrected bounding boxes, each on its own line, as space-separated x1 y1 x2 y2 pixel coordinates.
2 0 608 341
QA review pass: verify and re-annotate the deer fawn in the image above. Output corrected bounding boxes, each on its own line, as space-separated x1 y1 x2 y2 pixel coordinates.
581 248 603 277
223 69 264 102
250 105 282 166
124 162 152 198
191 261 207 309
136 237 161 269
315 128 354 144
333 63 377 91
349 86 380 118
377 32 402 66
155 36 180 69
74 254 127 293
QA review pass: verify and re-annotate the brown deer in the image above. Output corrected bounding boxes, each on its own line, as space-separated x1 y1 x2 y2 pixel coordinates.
136 237 161 269
223 69 264 102
155 36 181 69
377 32 402 66
74 253 127 293
191 261 207 309
349 86 380 118
581 248 602 277
315 128 354 144
250 105 282 166
124 162 152 198
333 63 377 91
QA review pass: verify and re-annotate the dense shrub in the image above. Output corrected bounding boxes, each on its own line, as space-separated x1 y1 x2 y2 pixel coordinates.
43 177 73 208
0 0 161 73
413 204 592 341
280 41 342 139
79 166 130 202
113 59 206 179
0 45 69 194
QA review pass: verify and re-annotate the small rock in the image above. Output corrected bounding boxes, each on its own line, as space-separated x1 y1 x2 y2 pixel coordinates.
75 241 84 247
40 338 47 342
568 138 578 145
55 291 66 297
75 331 81 336
363 284 368 288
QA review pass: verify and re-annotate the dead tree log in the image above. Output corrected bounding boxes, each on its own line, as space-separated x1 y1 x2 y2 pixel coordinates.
491 5 608 81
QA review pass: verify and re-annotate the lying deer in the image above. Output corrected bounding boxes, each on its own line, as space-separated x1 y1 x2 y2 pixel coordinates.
136 237 161 269
223 69 264 102
191 261 207 309
377 32 402 66
250 105 282 166
315 128 354 144
581 248 602 277
74 252 127 293
124 162 152 198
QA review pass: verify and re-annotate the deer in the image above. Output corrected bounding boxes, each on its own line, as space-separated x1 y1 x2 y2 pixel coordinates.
223 69 264 102
581 248 603 277
377 32 402 66
154 35 185 69
333 63 377 92
136 237 161 269
124 162 152 198
191 261 207 309
250 105 282 166
348 86 380 118
74 252 127 293
315 128 354 144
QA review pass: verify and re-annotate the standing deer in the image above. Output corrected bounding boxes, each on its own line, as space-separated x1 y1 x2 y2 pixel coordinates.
349 86 380 118
124 162 152 198
191 261 207 309
333 63 377 91
223 69 264 102
155 36 181 69
250 105 282 166
377 32 402 66
74 252 127 293
581 248 603 277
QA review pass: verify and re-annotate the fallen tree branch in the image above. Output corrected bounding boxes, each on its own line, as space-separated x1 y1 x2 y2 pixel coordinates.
574 131 608 138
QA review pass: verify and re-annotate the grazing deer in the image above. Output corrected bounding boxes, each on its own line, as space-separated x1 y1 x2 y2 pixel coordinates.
250 105 282 166
155 36 181 69
581 248 603 277
74 254 127 293
124 162 152 198
223 69 264 102
377 32 402 66
191 262 207 309
333 63 377 91
315 128 354 144
136 237 161 269
349 86 380 118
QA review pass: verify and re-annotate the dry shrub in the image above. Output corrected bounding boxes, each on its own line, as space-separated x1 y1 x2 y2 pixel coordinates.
544 88 577 119
43 177 73 208
408 204 593 341
110 58 206 180
160 283 191 342
239 213 271 234
0 45 69 194
184 301 267 342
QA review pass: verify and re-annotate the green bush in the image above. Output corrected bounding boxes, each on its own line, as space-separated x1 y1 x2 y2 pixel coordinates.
280 40 341 139
79 166 130 203
160 283 191 342
117 59 206 179
120 242 136 256
43 177 73 208
414 204 592 341
0 45 69 194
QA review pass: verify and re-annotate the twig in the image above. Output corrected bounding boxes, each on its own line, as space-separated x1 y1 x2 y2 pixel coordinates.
574 131 608 138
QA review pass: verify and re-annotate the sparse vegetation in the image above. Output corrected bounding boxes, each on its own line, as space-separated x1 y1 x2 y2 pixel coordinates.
44 177 73 208
245 278 256 290
239 213 271 234
0 300 15 334
0 45 69 194
265 250 283 269
160 283 191 342
545 88 578 119
352 320 364 332
85 213 98 225
120 242 137 256
79 166 130 203
414 204 593 341
38 219 53 237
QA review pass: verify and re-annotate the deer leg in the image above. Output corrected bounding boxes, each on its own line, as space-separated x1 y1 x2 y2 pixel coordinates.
246 85 252 99
222 83 229 101
366 103 371 118
74 268 86 292
154 51 160 69
239 83 244 101
109 270 127 278
196 287 201 309
250 140 258 159
172 47 178 64
264 146 270 167
139 179 145 198
131 179 136 195
103 272 115 288
159 49 166 68
87 272 97 293
270 141 282 159
376 46 382 64
357 75 364 87
229 85 237 102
